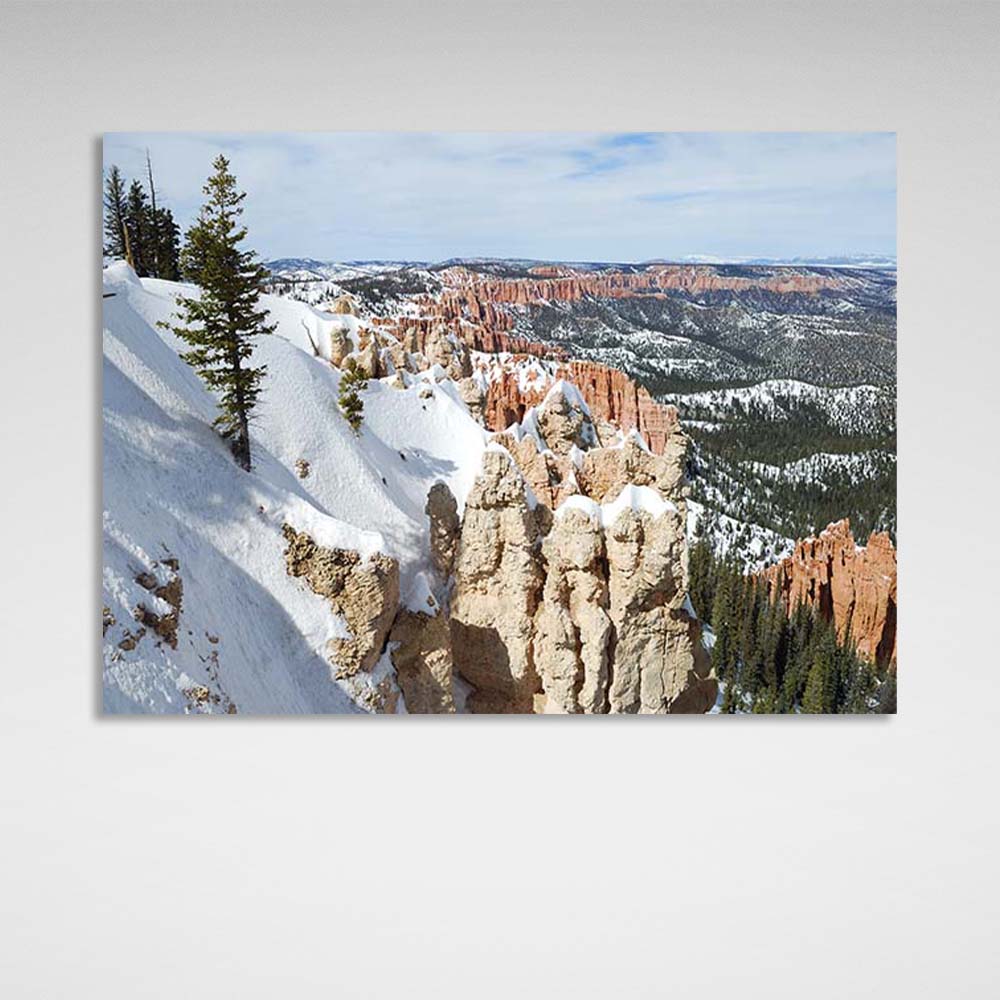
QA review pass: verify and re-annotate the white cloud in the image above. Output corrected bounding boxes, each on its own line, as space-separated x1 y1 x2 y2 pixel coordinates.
102 131 896 261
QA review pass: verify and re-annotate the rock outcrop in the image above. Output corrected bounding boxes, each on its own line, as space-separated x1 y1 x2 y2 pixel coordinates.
762 519 897 668
491 431 577 520
449 449 544 713
479 357 681 456
372 264 844 376
425 482 460 577
389 608 456 714
533 507 613 713
577 432 687 503
436 264 844 308
533 382 596 456
448 450 715 713
281 524 400 678
602 499 713 713
561 360 680 455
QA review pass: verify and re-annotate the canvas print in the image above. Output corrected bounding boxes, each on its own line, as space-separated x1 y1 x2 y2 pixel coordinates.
101 132 896 715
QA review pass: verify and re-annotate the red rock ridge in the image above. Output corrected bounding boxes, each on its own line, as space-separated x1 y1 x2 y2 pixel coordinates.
371 264 776 455
560 360 680 454
479 357 680 456
438 263 844 305
373 263 841 363
762 519 897 668
370 314 564 360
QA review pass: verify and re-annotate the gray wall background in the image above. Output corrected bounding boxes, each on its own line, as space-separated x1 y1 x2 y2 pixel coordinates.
2 1 998 996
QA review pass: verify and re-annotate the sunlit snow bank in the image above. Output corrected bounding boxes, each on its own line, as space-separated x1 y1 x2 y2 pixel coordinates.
102 263 487 714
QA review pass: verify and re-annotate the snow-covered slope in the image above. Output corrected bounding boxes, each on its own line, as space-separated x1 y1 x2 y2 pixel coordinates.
102 263 487 714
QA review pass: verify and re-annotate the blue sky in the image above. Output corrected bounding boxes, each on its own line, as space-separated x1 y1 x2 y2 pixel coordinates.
103 132 896 262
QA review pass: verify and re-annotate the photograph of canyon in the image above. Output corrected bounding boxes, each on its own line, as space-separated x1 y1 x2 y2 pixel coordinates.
102 131 897 715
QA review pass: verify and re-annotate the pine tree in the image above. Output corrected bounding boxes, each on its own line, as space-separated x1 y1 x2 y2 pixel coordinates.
103 166 129 262
709 570 734 681
125 180 153 277
338 359 368 434
802 655 828 714
688 539 714 622
162 155 274 471
803 629 838 713
876 673 897 714
155 207 182 281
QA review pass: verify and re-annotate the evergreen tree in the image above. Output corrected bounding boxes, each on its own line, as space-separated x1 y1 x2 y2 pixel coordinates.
876 673 897 714
103 166 129 262
125 180 153 277
688 539 715 622
802 655 828 714
338 359 368 434
803 629 838 713
162 155 274 471
155 207 182 281
709 570 734 681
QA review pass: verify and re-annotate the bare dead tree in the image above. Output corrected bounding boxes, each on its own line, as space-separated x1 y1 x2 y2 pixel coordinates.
300 319 320 357
145 148 161 277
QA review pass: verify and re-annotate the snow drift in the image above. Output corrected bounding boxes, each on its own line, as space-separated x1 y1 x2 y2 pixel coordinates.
102 263 487 714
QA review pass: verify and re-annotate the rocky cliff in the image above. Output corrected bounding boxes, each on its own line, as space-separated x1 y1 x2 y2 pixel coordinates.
277 417 716 714
279 280 736 712
436 263 845 306
477 357 681 455
447 449 716 713
761 519 897 668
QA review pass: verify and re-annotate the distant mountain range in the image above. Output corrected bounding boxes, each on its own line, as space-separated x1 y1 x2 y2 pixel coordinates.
264 253 896 279
673 253 896 269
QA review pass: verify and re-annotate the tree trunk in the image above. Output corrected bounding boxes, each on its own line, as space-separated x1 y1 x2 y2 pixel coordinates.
146 149 160 278
234 414 251 471
229 334 252 472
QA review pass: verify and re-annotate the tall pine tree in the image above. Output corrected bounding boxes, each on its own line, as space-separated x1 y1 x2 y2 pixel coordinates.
154 207 182 281
162 155 274 471
103 166 129 262
125 180 153 277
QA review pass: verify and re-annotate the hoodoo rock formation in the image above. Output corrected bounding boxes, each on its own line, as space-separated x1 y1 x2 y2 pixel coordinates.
762 519 897 668
389 608 456 714
479 359 681 455
445 447 716 714
296 266 740 712
449 450 544 713
271 413 713 715
561 360 680 455
355 264 829 458
532 493 714 714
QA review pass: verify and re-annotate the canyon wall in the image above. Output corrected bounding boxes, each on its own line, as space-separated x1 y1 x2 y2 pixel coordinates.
480 360 681 455
436 263 845 305
762 519 897 668
365 262 840 456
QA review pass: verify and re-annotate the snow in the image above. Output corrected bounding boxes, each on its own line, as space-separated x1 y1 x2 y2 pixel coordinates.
403 571 438 614
103 263 489 714
554 484 677 528
685 498 793 572
543 378 592 418
602 484 677 523
554 494 602 524
661 378 894 435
